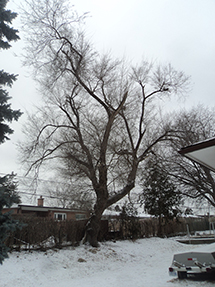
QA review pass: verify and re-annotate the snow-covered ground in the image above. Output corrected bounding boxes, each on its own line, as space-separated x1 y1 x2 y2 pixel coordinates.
1 237 215 287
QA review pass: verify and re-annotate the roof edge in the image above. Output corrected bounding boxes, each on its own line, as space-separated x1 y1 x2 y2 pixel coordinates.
179 137 215 155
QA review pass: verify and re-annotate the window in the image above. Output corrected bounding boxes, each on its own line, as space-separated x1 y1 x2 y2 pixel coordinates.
54 213 67 221
75 214 86 220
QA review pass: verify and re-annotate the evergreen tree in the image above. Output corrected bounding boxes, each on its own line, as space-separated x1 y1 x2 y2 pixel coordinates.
140 156 182 237
0 0 22 143
0 0 22 263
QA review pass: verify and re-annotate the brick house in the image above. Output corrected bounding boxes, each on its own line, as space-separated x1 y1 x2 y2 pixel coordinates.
3 196 90 221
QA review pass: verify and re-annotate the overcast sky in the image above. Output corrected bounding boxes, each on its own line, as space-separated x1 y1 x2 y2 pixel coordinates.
1 0 215 178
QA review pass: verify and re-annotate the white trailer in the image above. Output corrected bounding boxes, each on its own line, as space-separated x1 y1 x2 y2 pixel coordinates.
169 243 215 279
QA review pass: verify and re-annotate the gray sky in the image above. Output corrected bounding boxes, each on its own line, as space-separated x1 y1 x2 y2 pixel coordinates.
1 0 215 177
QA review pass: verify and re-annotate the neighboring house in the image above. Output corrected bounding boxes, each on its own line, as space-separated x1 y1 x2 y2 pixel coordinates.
179 137 215 172
3 196 90 221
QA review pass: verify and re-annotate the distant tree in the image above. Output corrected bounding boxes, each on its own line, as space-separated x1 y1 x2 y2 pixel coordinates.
0 0 22 143
20 0 190 246
164 106 215 208
0 0 22 263
119 202 141 240
139 156 182 237
46 181 94 210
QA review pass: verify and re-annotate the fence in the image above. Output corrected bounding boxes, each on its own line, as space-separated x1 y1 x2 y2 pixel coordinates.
6 216 88 250
107 216 210 240
5 215 210 250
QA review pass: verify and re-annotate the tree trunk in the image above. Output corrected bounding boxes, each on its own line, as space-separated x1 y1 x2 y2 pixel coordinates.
83 196 106 247
84 213 101 247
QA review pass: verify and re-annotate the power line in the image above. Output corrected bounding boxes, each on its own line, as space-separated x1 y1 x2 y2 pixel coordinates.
18 191 66 200
0 172 67 184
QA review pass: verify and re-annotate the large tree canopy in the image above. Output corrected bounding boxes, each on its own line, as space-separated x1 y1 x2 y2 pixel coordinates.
20 0 190 246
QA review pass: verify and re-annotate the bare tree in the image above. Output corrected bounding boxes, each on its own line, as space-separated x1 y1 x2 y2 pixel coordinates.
160 106 215 208
45 180 94 210
19 0 190 246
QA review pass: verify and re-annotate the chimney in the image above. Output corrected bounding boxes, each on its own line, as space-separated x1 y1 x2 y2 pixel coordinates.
38 196 44 207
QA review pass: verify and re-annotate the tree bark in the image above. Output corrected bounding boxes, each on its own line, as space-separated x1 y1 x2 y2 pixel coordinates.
84 214 101 247
83 195 107 247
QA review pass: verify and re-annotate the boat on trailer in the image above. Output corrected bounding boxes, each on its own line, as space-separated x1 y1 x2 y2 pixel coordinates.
169 243 215 279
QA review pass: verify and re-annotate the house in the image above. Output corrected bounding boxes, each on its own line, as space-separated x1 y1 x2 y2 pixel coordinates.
3 196 90 221
179 137 215 172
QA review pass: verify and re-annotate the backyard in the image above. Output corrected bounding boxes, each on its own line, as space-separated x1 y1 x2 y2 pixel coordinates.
1 237 215 287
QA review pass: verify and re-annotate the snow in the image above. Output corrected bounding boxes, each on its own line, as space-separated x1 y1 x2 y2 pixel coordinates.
179 242 215 254
1 237 215 287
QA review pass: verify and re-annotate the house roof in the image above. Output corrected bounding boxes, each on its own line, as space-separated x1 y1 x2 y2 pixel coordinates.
17 204 87 213
178 137 215 172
